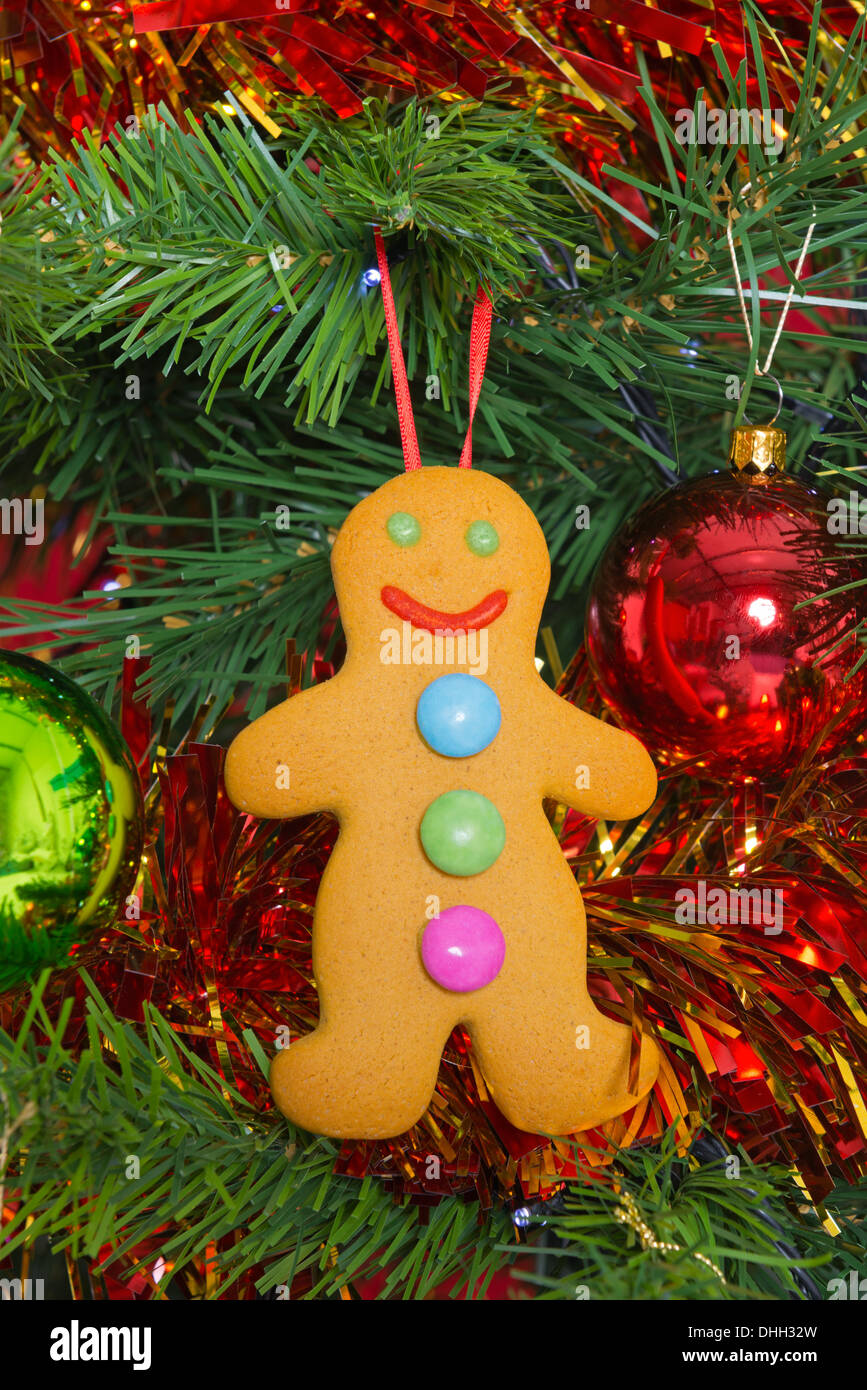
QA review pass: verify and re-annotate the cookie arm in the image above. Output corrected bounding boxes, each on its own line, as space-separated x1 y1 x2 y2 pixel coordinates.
537 685 657 821
224 683 343 819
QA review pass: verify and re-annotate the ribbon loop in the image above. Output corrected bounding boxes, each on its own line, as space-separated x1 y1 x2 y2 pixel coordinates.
458 285 493 469
374 228 422 471
374 228 492 472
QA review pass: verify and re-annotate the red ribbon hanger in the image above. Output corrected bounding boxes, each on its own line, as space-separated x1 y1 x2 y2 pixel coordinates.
373 228 493 472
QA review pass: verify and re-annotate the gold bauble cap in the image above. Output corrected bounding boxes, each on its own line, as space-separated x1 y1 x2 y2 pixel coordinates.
728 425 786 476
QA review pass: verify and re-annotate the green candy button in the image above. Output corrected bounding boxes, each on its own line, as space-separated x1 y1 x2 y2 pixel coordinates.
420 790 505 876
386 511 421 547
465 520 499 555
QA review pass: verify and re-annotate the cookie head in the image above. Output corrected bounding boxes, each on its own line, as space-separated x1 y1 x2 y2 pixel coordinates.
331 467 550 656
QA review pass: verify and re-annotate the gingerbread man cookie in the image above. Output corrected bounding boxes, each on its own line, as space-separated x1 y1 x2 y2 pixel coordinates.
225 466 659 1139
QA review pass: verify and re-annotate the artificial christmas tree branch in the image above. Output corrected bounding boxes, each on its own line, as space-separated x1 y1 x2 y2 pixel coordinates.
37 99 573 422
0 973 515 1299
2 974 862 1299
519 1128 867 1301
2 63 865 725
0 109 77 398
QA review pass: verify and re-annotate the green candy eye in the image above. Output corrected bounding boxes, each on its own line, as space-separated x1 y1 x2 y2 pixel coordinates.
465 520 499 556
386 512 421 547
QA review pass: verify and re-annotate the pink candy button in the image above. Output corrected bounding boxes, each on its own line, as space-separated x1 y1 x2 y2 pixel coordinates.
421 905 505 992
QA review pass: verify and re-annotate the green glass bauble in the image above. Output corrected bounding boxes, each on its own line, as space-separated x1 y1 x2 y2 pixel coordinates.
0 649 143 990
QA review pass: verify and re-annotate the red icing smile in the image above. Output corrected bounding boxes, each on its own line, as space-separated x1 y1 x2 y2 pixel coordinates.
381 585 508 633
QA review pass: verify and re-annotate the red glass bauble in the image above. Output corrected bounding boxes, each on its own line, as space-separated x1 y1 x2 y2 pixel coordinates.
585 446 867 777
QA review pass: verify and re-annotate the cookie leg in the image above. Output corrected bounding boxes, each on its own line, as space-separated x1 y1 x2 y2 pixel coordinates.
270 1003 451 1140
468 992 659 1136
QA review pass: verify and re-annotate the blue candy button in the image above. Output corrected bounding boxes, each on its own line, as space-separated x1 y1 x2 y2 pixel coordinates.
416 674 501 758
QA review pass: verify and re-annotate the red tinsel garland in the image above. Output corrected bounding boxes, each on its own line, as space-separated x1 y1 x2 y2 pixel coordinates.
3 1 863 163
